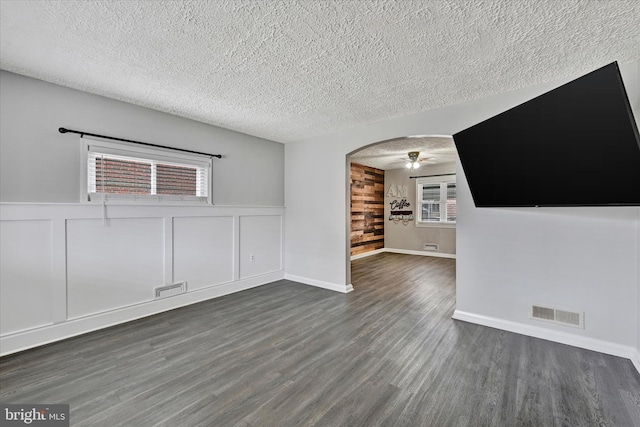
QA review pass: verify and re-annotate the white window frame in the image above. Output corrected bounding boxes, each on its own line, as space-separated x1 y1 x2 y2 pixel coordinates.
80 137 213 205
415 175 456 228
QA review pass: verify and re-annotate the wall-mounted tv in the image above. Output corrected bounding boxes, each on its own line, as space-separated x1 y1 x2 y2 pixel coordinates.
453 62 640 207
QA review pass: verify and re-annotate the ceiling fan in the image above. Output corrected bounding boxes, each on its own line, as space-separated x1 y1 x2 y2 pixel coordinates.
398 151 436 171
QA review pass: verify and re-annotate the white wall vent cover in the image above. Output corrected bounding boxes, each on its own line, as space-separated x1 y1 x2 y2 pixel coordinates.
155 282 186 299
530 305 584 328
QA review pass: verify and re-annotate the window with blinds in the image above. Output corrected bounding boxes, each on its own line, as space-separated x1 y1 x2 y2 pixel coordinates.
91 155 152 195
416 176 456 226
83 139 211 204
446 183 456 222
421 184 441 221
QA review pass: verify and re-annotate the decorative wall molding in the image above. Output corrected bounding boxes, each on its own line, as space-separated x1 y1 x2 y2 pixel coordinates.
284 274 354 294
0 203 285 355
452 310 639 374
1 271 284 357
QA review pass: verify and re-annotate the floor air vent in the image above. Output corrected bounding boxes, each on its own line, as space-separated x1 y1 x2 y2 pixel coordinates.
531 305 584 328
155 282 186 299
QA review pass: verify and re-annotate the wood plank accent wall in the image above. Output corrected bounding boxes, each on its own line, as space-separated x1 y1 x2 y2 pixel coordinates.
350 162 385 256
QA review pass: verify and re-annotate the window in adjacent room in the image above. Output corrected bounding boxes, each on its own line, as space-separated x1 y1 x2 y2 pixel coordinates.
416 176 456 227
81 139 212 204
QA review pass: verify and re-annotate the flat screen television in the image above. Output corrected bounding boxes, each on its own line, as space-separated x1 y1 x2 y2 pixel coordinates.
453 62 640 207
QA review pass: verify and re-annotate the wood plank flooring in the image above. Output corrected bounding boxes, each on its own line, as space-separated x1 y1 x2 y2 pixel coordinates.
1 252 639 426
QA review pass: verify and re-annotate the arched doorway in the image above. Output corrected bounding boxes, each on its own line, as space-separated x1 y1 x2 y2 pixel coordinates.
345 135 457 289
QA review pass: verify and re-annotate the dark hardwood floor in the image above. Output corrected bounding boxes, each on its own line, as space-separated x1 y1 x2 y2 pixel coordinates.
1 252 639 426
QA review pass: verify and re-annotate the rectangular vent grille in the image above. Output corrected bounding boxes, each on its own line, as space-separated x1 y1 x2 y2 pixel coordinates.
155 282 186 299
532 306 555 320
531 305 584 328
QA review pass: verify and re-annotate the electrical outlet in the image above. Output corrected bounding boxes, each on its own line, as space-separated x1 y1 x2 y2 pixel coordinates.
250 254 255 262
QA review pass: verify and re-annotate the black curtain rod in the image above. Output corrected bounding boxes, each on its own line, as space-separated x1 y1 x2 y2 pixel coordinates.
58 127 222 158
409 173 456 179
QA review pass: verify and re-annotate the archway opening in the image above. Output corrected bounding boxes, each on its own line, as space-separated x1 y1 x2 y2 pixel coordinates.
345 135 457 291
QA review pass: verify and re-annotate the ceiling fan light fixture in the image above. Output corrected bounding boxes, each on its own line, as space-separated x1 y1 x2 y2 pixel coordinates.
406 151 421 171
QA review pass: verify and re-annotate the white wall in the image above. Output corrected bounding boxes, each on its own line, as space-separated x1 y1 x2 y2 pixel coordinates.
384 163 456 255
637 209 640 371
454 161 638 355
0 71 286 355
285 60 640 361
0 71 284 206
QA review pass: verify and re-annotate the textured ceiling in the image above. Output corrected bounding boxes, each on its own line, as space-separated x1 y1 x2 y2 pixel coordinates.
1 1 639 144
350 135 456 170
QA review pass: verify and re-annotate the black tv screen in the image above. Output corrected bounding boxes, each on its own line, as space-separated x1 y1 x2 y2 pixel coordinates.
453 62 640 207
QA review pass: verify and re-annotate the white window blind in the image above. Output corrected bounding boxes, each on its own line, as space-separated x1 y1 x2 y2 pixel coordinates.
84 139 211 204
416 176 456 226
421 184 441 222
446 183 457 222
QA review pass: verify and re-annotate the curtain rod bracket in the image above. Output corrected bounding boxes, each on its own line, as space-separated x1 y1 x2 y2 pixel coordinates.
58 127 222 158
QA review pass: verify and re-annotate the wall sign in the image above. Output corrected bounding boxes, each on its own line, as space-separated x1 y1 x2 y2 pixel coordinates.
389 199 413 225
387 183 413 224
387 184 408 198
390 199 410 210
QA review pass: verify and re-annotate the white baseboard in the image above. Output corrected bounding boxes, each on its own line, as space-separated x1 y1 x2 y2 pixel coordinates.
383 248 456 259
452 310 638 372
632 350 640 375
350 248 385 260
0 271 284 357
284 274 354 294
350 247 456 261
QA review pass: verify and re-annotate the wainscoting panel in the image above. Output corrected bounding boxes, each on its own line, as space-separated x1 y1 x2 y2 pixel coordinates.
0 220 54 335
0 203 285 356
173 216 235 289
239 215 282 279
67 218 165 319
